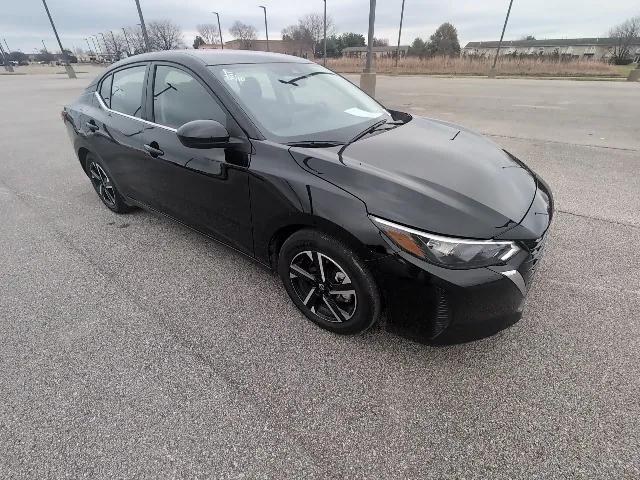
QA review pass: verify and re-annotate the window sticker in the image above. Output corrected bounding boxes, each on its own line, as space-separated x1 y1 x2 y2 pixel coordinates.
344 107 380 118
222 69 245 83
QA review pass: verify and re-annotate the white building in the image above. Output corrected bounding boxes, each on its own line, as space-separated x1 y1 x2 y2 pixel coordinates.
463 38 640 63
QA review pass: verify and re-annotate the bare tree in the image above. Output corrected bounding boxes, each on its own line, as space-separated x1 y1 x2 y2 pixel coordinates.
229 21 257 49
104 32 129 59
372 38 389 47
297 13 335 52
126 26 147 54
197 23 220 46
148 20 184 51
609 16 640 64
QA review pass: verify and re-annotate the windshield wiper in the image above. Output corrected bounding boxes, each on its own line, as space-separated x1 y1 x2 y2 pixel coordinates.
286 140 345 148
337 119 391 156
279 71 333 86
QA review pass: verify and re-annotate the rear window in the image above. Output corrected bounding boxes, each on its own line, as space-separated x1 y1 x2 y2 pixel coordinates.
110 65 146 118
99 74 112 107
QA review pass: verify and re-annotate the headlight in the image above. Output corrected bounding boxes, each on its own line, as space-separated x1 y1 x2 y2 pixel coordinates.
370 216 520 269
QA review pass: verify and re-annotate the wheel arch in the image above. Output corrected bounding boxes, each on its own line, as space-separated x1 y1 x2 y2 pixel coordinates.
77 146 91 175
268 214 378 269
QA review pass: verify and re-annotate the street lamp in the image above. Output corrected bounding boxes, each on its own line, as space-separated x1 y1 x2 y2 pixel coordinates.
395 0 405 68
360 0 377 96
259 6 269 52
212 12 224 49
489 0 514 78
323 0 327 66
133 0 151 52
40 0 76 78
100 32 110 61
0 42 13 73
122 28 132 56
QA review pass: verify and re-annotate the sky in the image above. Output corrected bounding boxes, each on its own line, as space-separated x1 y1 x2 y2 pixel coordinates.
1 0 638 53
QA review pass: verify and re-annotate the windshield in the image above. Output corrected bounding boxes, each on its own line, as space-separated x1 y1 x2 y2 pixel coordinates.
209 63 392 144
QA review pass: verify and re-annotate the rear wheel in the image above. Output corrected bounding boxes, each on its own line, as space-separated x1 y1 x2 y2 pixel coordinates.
278 229 381 334
85 154 133 213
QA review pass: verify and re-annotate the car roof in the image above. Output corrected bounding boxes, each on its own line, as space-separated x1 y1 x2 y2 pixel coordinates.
108 49 313 69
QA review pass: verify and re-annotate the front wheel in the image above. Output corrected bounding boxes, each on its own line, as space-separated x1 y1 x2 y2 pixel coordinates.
277 229 382 334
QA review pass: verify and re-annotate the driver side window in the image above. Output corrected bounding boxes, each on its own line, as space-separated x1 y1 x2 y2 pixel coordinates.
153 65 227 129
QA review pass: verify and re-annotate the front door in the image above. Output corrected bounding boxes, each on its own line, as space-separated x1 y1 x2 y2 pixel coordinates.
140 63 253 255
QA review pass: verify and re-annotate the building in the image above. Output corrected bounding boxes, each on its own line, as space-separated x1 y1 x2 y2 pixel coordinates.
200 39 314 59
463 38 640 62
342 45 409 59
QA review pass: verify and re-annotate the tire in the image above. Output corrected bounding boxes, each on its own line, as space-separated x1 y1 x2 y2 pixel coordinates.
277 229 381 334
85 153 134 214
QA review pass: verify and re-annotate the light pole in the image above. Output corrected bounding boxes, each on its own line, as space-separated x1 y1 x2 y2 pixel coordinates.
395 0 405 68
85 38 93 57
489 0 514 78
360 0 376 96
91 36 101 57
323 0 327 66
259 6 269 52
133 0 151 52
41 0 76 78
110 30 119 60
212 12 224 49
100 32 110 61
0 42 13 72
122 28 132 56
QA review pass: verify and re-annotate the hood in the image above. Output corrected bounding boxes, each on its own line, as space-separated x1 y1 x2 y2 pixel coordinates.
289 116 537 239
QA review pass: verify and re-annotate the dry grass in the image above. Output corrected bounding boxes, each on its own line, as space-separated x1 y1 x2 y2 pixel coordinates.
327 56 622 77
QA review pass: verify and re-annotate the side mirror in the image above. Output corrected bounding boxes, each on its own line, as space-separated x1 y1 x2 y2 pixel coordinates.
176 119 230 149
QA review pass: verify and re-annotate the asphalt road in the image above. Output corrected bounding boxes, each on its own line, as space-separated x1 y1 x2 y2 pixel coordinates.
1 68 639 479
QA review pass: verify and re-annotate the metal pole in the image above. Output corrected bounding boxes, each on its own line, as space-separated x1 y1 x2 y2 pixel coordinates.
100 32 110 61
85 38 92 54
122 28 132 55
92 36 101 56
3 38 11 53
212 12 223 49
259 6 269 51
41 0 76 78
395 0 405 68
490 0 514 77
110 30 119 60
0 43 13 72
360 0 376 96
365 0 376 73
133 0 151 52
323 0 327 66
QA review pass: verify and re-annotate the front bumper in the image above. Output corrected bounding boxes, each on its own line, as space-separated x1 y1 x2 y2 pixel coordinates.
368 228 549 343
369 251 531 342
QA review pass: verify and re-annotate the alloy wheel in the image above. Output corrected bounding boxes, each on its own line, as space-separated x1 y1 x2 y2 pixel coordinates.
289 251 357 323
89 161 116 208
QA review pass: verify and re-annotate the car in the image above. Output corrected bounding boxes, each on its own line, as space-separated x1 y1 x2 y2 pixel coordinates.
62 50 553 341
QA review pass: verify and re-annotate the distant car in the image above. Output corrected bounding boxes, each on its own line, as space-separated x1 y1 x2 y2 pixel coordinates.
9 60 18 66
62 50 553 340
18 60 29 66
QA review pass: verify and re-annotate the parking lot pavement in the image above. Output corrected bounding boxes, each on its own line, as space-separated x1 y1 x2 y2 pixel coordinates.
0 71 638 479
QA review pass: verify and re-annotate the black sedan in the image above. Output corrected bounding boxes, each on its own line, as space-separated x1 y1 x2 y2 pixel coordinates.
63 50 552 341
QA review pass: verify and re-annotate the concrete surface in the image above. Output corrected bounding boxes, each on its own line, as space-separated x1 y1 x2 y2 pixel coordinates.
0 71 639 479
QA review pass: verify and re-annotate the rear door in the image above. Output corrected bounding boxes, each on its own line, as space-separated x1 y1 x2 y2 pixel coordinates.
88 63 150 201
140 62 253 255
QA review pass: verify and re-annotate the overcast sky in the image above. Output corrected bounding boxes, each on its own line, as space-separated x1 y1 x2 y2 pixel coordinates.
1 0 638 53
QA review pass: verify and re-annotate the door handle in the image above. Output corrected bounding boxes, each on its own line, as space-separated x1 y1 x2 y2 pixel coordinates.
86 121 99 132
144 143 164 157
